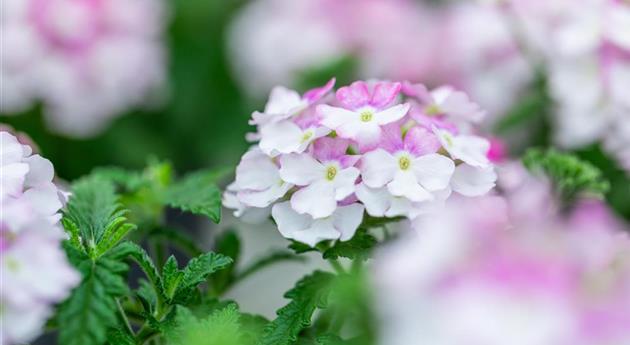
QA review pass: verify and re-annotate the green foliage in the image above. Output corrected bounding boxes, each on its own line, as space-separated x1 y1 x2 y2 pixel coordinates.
107 329 136 345
211 230 241 293
164 170 223 223
58 243 131 345
257 271 336 345
170 251 233 303
323 229 377 262
63 177 136 257
523 148 610 203
165 304 266 345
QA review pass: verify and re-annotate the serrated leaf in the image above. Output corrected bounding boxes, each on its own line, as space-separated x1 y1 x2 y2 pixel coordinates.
165 304 244 345
163 256 184 300
211 230 241 293
172 252 233 303
323 230 376 261
63 177 135 258
58 244 131 345
107 328 136 345
257 271 335 345
125 242 163 299
164 170 223 222
523 148 610 204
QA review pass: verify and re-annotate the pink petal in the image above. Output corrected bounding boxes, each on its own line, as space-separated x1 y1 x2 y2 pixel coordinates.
401 81 433 104
404 126 441 156
371 81 402 109
312 137 350 162
378 123 404 154
336 81 370 109
302 78 336 104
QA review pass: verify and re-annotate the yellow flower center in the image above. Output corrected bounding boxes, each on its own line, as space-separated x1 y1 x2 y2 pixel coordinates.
326 166 338 181
425 104 441 116
301 131 313 143
398 156 411 170
360 110 373 122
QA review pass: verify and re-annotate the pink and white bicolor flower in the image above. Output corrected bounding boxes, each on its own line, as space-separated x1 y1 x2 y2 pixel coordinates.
279 137 360 219
356 183 451 219
259 108 331 157
361 125 454 203
402 82 486 125
433 127 497 196
250 78 335 126
317 81 410 144
271 201 364 247
233 149 293 208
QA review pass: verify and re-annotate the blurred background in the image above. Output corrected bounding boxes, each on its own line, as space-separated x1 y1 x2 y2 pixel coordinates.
2 0 630 323
2 0 629 220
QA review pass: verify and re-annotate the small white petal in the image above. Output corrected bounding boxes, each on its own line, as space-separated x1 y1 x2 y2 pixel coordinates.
279 153 324 186
333 203 365 241
291 180 336 218
412 154 455 191
361 149 397 188
388 170 433 203
355 183 390 217
1 162 29 199
259 121 304 156
272 201 311 239
318 105 357 129
295 219 340 247
238 181 292 208
24 155 55 188
451 164 497 196
20 183 63 217
374 103 410 125
235 150 281 190
333 167 359 200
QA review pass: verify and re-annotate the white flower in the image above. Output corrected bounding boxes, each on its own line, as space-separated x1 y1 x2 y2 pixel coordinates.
279 138 359 219
271 201 364 247
232 149 292 208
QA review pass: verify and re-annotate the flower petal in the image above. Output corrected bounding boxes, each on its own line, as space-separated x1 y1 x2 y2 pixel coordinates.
360 149 397 188
404 126 441 156
318 104 357 130
291 180 336 218
412 154 455 191
23 155 54 188
374 103 410 125
279 153 324 186
296 219 340 247
333 167 359 200
333 203 365 241
451 164 497 196
387 170 433 202
303 77 336 104
313 137 350 162
336 81 370 109
272 201 312 239
355 183 390 217
235 150 280 190
259 121 304 156
370 81 401 108
238 181 292 208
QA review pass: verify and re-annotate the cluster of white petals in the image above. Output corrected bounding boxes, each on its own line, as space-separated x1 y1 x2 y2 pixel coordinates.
374 169 630 345
1 131 80 345
224 79 497 246
509 0 630 171
0 0 167 137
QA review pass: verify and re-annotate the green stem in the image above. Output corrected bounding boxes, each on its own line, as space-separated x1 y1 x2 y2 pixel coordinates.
116 298 133 335
328 259 346 275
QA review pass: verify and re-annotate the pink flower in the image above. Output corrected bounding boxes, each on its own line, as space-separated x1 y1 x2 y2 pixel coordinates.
279 138 360 219
0 0 167 137
318 81 410 144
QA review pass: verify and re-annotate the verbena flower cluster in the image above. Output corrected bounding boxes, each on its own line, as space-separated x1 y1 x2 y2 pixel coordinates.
224 79 497 246
0 131 80 344
0 0 167 137
375 166 630 345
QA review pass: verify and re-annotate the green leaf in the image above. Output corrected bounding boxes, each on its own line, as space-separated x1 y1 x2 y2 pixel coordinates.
360 215 405 229
164 170 223 222
211 230 241 293
523 148 610 204
172 251 233 303
107 329 136 345
58 244 131 345
323 230 377 262
125 242 163 299
63 177 135 258
257 271 336 345
165 304 244 345
162 256 184 300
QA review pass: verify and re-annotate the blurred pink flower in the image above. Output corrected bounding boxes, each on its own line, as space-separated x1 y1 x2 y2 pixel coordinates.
0 0 167 137
374 170 630 345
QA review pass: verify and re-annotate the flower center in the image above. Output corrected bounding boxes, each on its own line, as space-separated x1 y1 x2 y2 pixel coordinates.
360 110 373 122
6 257 20 272
398 156 411 170
425 104 441 116
326 166 338 181
301 130 313 143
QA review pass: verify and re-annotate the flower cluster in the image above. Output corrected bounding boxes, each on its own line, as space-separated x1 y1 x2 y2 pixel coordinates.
508 0 630 171
224 79 497 246
1 131 80 345
0 0 167 137
374 176 630 345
